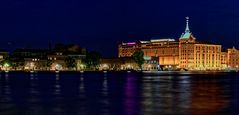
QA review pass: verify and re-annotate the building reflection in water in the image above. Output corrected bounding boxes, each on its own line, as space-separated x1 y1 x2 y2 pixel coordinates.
28 73 42 114
102 75 108 97
124 73 140 115
79 75 85 96
76 74 86 115
189 78 229 114
101 74 110 115
176 76 191 110
5 73 9 81
4 73 11 95
140 74 229 114
52 73 66 114
54 74 61 95
0 73 14 114
140 75 192 114
2 73 12 94
0 72 234 114
229 76 239 113
140 75 156 113
29 73 39 97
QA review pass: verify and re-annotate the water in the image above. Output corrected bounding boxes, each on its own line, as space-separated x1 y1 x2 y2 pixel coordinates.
0 71 239 115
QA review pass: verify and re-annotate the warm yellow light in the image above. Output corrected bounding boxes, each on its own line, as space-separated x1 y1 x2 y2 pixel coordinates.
127 65 131 68
80 64 85 68
4 63 9 67
103 64 108 68
30 62 35 68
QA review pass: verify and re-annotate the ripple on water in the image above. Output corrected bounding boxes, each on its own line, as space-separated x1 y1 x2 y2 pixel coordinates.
0 72 238 114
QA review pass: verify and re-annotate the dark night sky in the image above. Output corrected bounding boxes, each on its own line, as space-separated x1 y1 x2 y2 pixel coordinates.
0 0 239 57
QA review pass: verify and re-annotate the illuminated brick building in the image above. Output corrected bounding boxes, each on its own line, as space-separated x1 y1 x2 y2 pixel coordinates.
118 42 138 57
193 44 221 70
140 39 179 67
118 17 223 70
179 17 222 70
179 21 196 69
221 52 228 69
227 47 239 69
118 39 179 69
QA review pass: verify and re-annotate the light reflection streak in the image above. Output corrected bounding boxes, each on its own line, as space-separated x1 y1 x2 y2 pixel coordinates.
140 75 191 114
54 74 61 95
79 75 85 98
29 73 40 105
189 79 228 114
124 73 138 115
0 73 13 112
102 76 108 96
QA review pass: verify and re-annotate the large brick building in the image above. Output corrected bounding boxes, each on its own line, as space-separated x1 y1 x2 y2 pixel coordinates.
227 47 239 69
118 17 223 70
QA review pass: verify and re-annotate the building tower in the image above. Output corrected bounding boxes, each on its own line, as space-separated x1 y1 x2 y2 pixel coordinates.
179 17 196 69
179 17 222 70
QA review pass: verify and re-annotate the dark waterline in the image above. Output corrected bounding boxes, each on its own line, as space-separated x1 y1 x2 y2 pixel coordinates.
0 72 239 115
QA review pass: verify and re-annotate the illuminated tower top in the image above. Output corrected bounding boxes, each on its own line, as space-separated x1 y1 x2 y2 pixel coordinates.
185 16 190 33
180 16 195 40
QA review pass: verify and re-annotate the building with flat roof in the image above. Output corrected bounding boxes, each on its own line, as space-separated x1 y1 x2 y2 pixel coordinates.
227 47 239 69
179 17 222 70
118 42 139 57
118 17 223 70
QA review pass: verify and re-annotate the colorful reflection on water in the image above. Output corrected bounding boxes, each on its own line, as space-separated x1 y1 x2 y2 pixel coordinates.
0 72 239 114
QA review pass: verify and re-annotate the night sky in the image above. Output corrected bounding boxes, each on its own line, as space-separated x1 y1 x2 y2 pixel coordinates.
0 0 239 57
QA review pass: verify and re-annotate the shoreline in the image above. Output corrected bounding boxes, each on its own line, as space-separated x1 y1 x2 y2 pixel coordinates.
0 70 237 73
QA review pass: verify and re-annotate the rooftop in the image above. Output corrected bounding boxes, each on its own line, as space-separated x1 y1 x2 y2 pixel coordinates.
180 32 192 39
150 39 176 42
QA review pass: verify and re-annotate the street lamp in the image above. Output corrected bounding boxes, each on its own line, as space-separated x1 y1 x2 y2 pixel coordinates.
4 63 9 68
80 64 85 68
127 64 131 69
4 63 10 72
55 64 62 70
103 64 108 68
148 64 152 70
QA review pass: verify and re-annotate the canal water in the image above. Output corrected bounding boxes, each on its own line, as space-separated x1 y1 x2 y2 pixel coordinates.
0 72 239 115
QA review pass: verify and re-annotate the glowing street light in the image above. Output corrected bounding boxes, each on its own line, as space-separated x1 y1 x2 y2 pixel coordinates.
30 62 35 68
103 64 109 68
127 64 131 68
55 63 62 71
80 64 85 68
4 63 9 68
3 63 10 72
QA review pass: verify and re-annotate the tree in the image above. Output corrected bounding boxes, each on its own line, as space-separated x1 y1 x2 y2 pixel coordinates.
83 51 102 70
65 56 77 70
132 50 145 70
0 57 12 70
